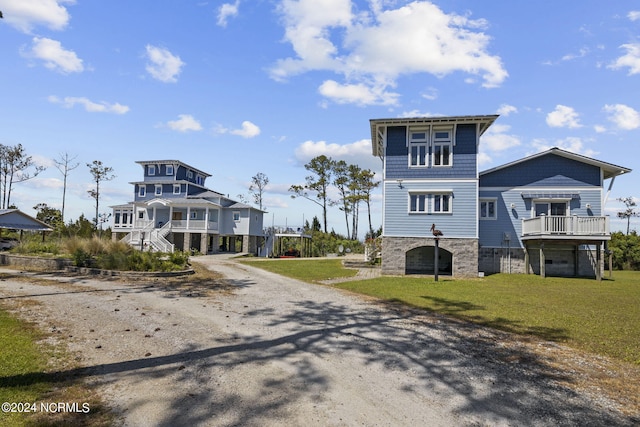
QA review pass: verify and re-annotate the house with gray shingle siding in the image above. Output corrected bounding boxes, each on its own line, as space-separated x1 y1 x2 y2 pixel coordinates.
370 115 631 279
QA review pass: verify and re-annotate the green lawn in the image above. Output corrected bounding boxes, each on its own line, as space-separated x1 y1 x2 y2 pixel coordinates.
0 305 111 426
241 259 640 365
240 258 358 283
0 308 52 426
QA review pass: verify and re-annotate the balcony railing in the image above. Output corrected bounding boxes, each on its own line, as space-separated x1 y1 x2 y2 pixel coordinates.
170 219 218 232
522 215 609 237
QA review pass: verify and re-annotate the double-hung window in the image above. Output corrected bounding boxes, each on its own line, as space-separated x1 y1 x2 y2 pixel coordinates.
433 193 452 213
408 127 428 167
409 193 428 213
409 192 453 214
138 185 146 197
155 185 162 196
148 165 156 176
432 127 452 167
480 199 497 219
173 184 181 195
166 165 174 175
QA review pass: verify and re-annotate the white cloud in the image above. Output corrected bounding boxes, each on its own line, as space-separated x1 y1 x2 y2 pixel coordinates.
166 114 202 132
48 96 129 114
232 121 261 138
217 121 261 138
628 11 640 21
531 137 597 158
217 1 240 27
24 37 83 74
609 43 640 75
594 124 607 133
294 138 381 172
318 80 399 106
421 87 438 100
145 45 185 83
496 104 517 116
270 0 507 105
603 104 640 130
0 0 74 33
546 105 582 128
477 151 492 167
481 124 521 152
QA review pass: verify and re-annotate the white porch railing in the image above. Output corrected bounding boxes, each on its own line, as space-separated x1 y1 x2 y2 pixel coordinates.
522 216 609 236
170 219 218 231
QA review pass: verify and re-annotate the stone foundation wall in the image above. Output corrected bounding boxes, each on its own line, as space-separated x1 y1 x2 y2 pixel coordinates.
381 236 478 277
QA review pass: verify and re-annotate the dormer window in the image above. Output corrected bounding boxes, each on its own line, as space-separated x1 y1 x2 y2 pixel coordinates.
148 165 156 176
166 165 174 175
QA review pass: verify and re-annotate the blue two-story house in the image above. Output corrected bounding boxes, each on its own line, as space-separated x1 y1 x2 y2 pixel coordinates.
370 115 631 279
111 160 264 254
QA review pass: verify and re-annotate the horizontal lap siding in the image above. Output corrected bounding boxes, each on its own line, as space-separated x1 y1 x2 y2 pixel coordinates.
480 155 601 187
384 181 477 238
479 188 604 248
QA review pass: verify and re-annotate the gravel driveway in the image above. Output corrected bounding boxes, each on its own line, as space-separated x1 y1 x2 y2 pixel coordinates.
0 255 636 426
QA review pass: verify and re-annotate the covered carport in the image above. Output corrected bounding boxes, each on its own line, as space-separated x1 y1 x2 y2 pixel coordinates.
0 209 53 245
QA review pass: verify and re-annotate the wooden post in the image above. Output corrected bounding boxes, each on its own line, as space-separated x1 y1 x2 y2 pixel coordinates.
434 238 439 282
539 243 545 279
596 242 602 282
524 245 530 274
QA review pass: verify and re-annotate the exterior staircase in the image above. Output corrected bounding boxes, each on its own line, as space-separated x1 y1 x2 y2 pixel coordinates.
123 221 175 253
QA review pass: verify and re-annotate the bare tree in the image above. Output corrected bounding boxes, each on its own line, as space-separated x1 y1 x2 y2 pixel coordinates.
87 160 115 229
249 172 269 211
0 143 46 209
617 196 639 235
53 152 80 223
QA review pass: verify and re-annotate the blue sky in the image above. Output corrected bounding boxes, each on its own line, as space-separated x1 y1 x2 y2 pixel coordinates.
1 0 639 236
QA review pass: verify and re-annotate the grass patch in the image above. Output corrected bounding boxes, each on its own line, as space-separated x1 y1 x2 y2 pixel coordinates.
239 258 357 283
0 305 112 426
341 272 640 365
242 259 640 365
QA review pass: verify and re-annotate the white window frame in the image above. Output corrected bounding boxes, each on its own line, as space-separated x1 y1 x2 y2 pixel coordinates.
138 185 146 197
233 211 241 221
166 165 174 175
148 165 155 176
532 199 570 218
190 211 198 219
432 127 453 167
155 184 162 196
432 193 453 214
480 198 497 220
173 184 181 195
408 127 429 167
409 193 428 213
187 170 193 179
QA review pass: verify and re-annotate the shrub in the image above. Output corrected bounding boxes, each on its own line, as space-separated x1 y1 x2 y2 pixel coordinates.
72 249 93 267
10 240 61 256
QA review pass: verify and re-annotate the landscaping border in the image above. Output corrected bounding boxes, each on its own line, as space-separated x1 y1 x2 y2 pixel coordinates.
0 253 194 278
